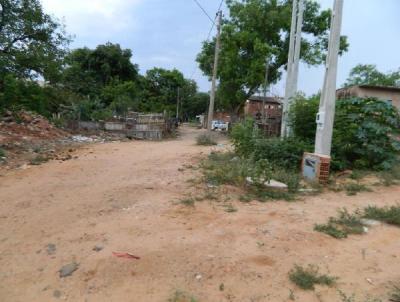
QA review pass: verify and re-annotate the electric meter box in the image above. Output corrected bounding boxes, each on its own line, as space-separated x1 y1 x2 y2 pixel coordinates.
302 152 331 184
316 111 325 129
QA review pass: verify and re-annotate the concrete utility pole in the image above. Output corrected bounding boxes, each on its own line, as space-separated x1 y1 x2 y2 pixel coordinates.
262 58 270 121
176 87 180 119
281 0 304 138
207 11 222 131
314 0 344 156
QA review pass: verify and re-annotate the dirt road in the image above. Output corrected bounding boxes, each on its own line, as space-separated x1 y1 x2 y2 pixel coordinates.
0 126 399 302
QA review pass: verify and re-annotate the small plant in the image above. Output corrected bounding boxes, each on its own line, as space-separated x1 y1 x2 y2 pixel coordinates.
389 283 400 302
168 290 198 302
196 133 217 146
344 183 372 196
289 264 337 290
0 148 6 159
180 198 195 207
363 205 400 226
314 209 365 239
223 204 237 213
29 155 48 165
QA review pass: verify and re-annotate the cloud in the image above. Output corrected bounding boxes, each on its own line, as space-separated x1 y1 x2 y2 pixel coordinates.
41 0 144 44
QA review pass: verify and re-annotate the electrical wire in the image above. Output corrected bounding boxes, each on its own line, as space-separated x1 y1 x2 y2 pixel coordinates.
192 0 215 25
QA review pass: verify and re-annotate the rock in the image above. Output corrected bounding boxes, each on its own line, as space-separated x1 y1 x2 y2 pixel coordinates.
59 262 79 278
360 219 382 227
246 177 288 191
195 273 202 281
46 243 56 255
93 245 104 252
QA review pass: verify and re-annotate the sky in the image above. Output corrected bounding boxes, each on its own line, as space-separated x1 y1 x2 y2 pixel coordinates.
41 0 400 96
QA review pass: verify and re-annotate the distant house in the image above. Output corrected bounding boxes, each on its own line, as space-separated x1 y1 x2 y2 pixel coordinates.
336 85 400 109
244 95 283 137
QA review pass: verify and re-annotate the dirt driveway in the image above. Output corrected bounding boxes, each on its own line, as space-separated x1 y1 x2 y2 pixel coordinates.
0 126 399 302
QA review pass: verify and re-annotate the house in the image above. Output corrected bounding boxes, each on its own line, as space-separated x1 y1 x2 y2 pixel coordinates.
244 95 283 137
336 85 400 109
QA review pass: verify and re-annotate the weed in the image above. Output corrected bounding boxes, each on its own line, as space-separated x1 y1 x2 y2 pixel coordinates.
180 198 195 207
196 133 217 146
349 170 366 180
289 264 336 290
363 205 400 226
168 290 198 302
29 155 48 165
203 190 218 201
223 204 237 213
0 148 6 159
314 209 365 239
219 283 224 291
389 283 400 302
239 194 253 203
289 289 295 301
344 183 372 196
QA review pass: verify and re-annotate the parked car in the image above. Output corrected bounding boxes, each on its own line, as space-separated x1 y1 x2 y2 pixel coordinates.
211 120 229 131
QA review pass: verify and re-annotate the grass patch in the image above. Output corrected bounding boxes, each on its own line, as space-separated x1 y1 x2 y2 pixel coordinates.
0 147 6 158
196 133 217 146
289 264 337 290
390 283 400 302
363 205 400 226
168 290 198 302
314 209 365 239
180 198 195 207
344 183 372 196
201 152 298 201
29 155 48 165
223 204 237 213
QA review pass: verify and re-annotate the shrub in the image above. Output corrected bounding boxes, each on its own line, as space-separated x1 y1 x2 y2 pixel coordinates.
390 283 400 302
363 205 400 226
230 118 260 156
196 133 217 146
289 264 336 290
314 209 365 239
0 148 6 158
344 183 372 196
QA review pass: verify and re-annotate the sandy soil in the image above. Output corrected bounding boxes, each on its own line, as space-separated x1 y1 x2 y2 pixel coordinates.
0 126 399 302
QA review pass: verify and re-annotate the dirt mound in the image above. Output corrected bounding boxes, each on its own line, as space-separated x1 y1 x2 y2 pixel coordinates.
0 110 68 145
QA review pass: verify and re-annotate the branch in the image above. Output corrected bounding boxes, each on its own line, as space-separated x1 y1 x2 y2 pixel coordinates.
0 34 34 53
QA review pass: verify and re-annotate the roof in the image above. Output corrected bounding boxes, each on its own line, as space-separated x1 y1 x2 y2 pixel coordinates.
337 85 400 92
247 95 282 104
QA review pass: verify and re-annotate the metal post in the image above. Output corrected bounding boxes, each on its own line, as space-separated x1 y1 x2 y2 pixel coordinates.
314 0 344 156
207 11 222 131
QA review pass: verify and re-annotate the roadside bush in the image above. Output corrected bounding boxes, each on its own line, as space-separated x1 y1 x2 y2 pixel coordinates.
289 264 337 290
363 205 400 226
289 96 400 171
196 133 217 146
230 118 260 156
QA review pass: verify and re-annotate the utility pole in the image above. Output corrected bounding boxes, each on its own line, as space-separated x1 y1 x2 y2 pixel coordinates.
207 10 222 131
262 58 270 122
281 0 304 138
176 87 180 120
314 0 344 156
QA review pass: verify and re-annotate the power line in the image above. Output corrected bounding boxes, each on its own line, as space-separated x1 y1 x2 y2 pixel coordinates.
192 0 215 25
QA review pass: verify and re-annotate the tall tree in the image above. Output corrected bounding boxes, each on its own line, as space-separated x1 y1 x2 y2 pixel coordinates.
62 43 139 97
0 0 70 82
344 64 400 87
196 0 349 114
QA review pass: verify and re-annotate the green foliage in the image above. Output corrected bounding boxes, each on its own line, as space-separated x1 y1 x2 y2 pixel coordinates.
0 0 70 81
0 147 6 158
344 64 400 87
363 205 400 226
29 155 48 165
168 290 198 302
289 264 337 290
314 209 365 239
180 198 195 207
197 0 348 113
289 96 400 171
196 133 217 146
344 183 372 196
390 283 400 302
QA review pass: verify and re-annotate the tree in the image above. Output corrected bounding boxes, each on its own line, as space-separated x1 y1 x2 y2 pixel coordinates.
0 0 70 82
196 0 349 114
344 64 400 87
62 43 139 97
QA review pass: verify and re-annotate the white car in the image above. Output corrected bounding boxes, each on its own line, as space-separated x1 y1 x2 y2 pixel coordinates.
211 120 229 131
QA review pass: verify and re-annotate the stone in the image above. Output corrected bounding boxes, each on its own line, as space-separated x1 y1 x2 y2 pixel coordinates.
360 219 382 227
46 243 56 255
92 245 104 252
59 262 79 278
246 177 288 191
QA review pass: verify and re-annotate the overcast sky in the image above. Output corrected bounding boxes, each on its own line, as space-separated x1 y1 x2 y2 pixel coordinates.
41 0 400 96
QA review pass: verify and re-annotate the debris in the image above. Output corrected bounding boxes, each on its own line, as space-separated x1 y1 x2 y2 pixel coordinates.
59 262 79 278
71 135 95 143
93 245 104 252
53 290 62 298
112 252 140 260
219 283 225 291
360 219 382 227
46 243 56 255
366 278 374 285
195 273 202 281
246 177 288 191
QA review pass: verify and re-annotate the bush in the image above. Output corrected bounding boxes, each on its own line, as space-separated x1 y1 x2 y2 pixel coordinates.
363 205 400 226
289 96 400 171
196 133 217 146
230 118 260 156
289 264 337 290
